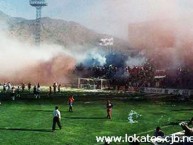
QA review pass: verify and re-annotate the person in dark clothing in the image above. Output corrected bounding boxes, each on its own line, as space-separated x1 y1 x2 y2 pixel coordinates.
37 83 40 88
11 87 16 101
154 127 164 137
33 86 37 98
58 84 61 92
104 141 110 145
52 106 62 131
181 117 193 136
180 118 193 145
21 83 25 92
16 86 21 98
53 83 57 93
28 83 31 91
48 86 52 97
106 100 113 119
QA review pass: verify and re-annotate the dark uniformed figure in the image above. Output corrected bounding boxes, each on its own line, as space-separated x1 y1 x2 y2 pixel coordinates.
58 84 61 92
53 83 57 93
48 86 52 97
16 86 21 98
21 83 25 92
28 82 31 91
154 127 164 137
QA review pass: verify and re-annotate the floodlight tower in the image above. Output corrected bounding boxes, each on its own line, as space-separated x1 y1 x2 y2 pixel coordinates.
30 0 47 46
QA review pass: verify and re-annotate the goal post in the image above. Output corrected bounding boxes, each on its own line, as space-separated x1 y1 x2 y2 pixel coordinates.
78 78 109 90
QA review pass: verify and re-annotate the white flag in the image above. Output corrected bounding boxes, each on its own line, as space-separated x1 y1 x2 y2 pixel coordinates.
99 37 114 46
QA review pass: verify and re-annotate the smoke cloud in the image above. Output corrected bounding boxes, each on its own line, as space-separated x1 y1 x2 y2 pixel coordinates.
0 29 77 84
90 0 193 68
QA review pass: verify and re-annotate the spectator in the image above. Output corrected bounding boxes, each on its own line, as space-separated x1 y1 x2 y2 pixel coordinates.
16 86 21 98
11 86 16 101
21 83 25 92
181 118 193 136
53 83 57 93
58 84 61 92
28 82 31 91
48 86 52 97
154 127 164 137
36 85 41 99
33 86 38 99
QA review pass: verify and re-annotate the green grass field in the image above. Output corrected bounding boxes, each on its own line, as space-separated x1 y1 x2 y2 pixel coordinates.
0 92 192 145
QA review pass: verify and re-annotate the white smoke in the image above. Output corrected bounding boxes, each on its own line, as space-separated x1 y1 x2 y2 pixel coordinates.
88 49 106 66
126 56 147 68
0 31 65 77
128 110 142 124
76 47 106 66
0 26 110 83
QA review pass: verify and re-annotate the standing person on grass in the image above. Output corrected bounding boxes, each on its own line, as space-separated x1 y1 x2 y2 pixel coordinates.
154 127 164 137
106 100 113 119
11 86 16 101
52 106 62 131
48 86 52 97
68 96 74 112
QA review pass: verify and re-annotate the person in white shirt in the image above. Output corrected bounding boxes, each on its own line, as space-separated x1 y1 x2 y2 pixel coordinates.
52 106 62 131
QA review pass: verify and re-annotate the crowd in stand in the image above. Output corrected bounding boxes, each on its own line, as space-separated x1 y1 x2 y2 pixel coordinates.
75 60 193 89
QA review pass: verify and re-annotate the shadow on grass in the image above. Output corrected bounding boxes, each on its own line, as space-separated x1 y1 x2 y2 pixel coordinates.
28 109 52 112
172 109 193 112
177 119 189 122
63 117 107 120
167 122 180 125
0 127 52 132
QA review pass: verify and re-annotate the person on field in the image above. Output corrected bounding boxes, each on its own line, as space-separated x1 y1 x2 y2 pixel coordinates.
16 86 21 98
154 127 164 137
58 84 61 92
53 83 57 93
11 86 16 101
21 83 25 92
52 106 62 131
68 96 74 112
28 82 31 91
181 117 193 136
33 85 38 99
48 86 52 97
36 85 41 99
180 118 193 145
3 83 6 92
7 82 11 91
106 100 113 119
37 83 40 88
104 141 110 145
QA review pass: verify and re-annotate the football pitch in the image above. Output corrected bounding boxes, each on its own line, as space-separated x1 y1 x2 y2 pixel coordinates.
0 93 192 145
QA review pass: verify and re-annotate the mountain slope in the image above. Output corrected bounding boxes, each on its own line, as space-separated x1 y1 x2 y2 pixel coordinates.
0 11 131 52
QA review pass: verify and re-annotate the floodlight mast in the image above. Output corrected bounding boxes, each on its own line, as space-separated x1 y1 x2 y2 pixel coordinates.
30 0 47 46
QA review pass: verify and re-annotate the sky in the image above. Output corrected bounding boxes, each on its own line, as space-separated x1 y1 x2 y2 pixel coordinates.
1 0 193 40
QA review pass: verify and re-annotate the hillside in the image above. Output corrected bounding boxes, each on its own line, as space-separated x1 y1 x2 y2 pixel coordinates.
0 11 131 52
